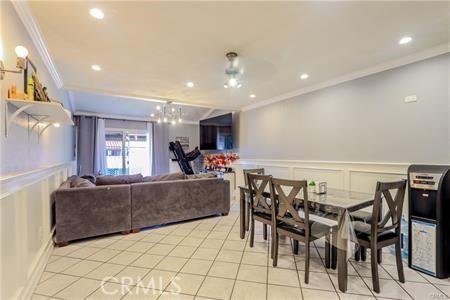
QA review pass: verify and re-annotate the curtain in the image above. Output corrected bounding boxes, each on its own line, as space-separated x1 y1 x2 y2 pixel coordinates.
75 115 97 175
147 122 154 176
75 115 106 175
151 122 170 175
94 118 107 175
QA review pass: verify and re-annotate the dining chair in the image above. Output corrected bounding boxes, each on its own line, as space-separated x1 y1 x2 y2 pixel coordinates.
270 178 331 283
247 173 274 256
351 210 382 263
243 168 266 236
352 180 407 293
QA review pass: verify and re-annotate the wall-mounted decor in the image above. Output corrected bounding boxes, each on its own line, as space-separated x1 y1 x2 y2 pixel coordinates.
176 136 189 152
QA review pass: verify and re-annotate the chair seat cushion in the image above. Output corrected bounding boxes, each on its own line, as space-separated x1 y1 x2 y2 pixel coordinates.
277 221 330 239
350 210 373 222
353 221 397 242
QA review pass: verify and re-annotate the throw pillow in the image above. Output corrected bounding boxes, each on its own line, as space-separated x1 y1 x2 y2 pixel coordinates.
96 174 144 186
142 172 186 182
80 174 96 184
71 177 96 188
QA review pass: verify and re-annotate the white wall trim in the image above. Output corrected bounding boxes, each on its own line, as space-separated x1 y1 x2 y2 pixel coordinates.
241 43 450 112
0 161 75 199
1 162 74 299
73 111 198 126
236 158 410 168
66 85 237 110
200 108 216 120
18 229 55 300
74 111 199 125
12 1 64 89
67 90 76 112
232 158 409 194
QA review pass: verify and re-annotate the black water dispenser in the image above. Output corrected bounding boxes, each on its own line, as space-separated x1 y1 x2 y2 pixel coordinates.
408 165 450 278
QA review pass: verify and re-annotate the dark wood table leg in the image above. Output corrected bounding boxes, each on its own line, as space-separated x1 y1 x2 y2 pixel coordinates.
337 210 348 293
332 228 337 269
240 188 245 239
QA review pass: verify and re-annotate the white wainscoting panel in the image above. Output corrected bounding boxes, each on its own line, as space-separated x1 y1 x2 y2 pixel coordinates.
232 158 409 194
293 167 345 189
0 162 75 300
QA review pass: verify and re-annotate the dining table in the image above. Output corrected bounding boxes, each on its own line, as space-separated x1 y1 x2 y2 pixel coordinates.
238 185 375 293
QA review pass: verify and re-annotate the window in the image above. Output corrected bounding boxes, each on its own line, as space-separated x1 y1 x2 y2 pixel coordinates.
105 129 151 176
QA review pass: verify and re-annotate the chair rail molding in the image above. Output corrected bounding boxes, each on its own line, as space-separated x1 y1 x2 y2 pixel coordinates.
0 161 75 300
232 158 409 193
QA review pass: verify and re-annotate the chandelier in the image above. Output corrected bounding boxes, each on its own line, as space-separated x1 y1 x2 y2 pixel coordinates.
150 102 183 125
223 52 242 89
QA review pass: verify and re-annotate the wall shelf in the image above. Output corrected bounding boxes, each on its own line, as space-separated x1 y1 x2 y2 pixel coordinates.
4 98 74 137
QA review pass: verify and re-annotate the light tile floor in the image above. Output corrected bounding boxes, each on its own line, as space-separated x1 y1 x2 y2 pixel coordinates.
33 199 450 300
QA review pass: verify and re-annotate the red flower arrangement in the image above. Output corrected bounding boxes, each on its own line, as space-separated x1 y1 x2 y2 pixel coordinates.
204 152 240 170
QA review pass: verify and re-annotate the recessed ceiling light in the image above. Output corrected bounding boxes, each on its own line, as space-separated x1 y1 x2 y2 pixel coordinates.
91 64 101 71
89 8 104 19
150 113 155 117
249 94 256 98
399 36 412 45
300 73 309 80
186 82 194 88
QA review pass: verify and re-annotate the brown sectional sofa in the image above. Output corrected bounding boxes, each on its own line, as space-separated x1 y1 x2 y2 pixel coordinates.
131 178 230 231
54 174 230 245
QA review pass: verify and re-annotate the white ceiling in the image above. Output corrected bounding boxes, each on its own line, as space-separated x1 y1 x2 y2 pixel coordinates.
28 1 449 112
70 90 214 123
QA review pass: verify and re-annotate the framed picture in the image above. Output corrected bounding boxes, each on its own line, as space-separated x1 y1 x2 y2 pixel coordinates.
176 136 190 152
23 59 37 94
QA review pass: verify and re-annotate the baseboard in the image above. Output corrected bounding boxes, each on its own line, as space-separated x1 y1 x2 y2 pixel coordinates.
18 230 55 300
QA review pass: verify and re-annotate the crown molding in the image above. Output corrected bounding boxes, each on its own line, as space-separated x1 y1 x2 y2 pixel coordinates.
65 85 239 111
12 0 64 89
74 111 199 125
241 43 450 112
67 90 75 112
200 108 216 120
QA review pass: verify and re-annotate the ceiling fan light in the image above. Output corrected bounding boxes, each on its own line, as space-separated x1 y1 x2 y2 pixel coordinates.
228 78 238 87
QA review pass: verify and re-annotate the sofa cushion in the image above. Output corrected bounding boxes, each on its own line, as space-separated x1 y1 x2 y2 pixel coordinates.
185 173 217 179
96 174 143 186
71 177 96 188
80 175 96 185
142 172 185 182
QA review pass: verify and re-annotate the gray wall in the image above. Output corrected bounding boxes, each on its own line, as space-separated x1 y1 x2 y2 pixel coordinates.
239 53 449 164
169 123 200 150
1 2 73 175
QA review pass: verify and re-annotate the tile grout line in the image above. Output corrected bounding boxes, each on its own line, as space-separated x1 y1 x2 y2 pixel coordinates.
120 216 224 299
191 203 242 300
163 214 236 300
